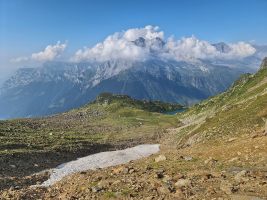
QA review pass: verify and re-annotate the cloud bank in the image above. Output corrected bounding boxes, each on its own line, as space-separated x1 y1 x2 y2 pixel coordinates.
11 26 256 64
72 25 256 62
72 26 162 62
11 41 67 63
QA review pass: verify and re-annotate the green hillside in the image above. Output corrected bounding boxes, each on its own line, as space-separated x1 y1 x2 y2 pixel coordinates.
175 58 267 147
0 95 181 190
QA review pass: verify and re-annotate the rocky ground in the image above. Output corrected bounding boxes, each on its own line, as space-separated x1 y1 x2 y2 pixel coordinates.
1 129 267 200
0 96 179 192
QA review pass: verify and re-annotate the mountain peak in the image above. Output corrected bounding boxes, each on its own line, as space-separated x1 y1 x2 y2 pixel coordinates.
212 42 231 53
133 37 146 47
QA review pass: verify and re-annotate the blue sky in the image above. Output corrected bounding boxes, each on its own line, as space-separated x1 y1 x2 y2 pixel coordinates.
0 0 267 79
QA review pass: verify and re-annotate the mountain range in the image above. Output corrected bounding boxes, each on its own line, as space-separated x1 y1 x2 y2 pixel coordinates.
0 39 266 119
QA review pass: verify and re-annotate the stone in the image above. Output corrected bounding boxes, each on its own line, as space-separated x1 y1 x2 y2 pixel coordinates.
206 186 216 195
112 180 121 185
112 166 124 174
9 165 16 168
155 155 166 162
220 181 233 195
183 156 193 161
172 188 184 198
14 186 21 190
91 186 102 193
229 157 239 162
251 133 259 138
174 179 191 188
9 186 14 191
162 175 172 183
204 157 218 165
228 138 236 142
173 173 185 180
122 167 129 174
155 170 164 179
234 170 248 183
205 173 215 179
166 183 176 193
145 165 153 171
157 186 169 194
97 180 110 188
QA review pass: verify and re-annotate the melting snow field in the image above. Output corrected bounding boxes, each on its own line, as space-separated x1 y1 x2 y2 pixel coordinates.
41 144 160 186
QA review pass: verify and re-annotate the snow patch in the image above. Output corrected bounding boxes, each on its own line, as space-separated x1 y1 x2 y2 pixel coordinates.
41 144 160 186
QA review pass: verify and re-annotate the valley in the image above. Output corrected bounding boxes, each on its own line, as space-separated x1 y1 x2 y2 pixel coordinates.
0 59 267 199
0 94 181 191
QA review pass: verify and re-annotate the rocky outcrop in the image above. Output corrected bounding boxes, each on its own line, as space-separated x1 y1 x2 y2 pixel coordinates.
260 57 267 70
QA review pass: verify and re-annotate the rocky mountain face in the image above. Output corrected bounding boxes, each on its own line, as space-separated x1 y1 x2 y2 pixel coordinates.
260 57 267 70
212 42 231 53
0 59 249 119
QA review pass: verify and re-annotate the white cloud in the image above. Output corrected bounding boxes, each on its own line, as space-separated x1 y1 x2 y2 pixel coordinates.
72 26 256 63
11 41 67 63
72 26 162 62
224 42 256 59
123 25 164 41
31 41 67 61
11 26 256 64
163 37 256 61
163 36 218 61
73 35 147 62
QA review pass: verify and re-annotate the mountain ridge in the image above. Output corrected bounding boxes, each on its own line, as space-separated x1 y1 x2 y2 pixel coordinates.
0 59 252 119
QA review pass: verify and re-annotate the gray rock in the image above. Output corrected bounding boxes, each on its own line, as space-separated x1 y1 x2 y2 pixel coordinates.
91 186 102 193
183 156 193 161
234 170 248 183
